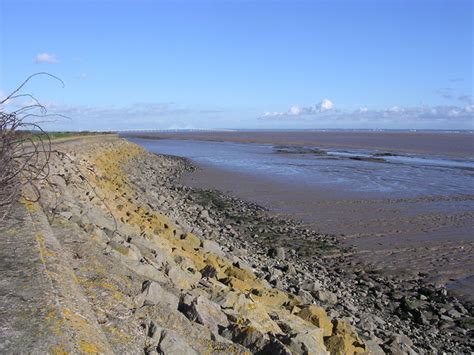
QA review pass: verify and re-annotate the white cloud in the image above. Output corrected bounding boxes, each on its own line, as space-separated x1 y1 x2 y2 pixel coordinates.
386 105 403 113
315 98 335 112
34 53 59 64
262 111 285 118
261 101 473 123
289 105 303 116
261 99 336 119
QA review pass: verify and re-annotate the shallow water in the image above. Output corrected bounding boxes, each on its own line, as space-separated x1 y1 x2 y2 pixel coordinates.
128 138 474 198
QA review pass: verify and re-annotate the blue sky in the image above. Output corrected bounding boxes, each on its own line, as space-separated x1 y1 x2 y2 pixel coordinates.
0 0 472 130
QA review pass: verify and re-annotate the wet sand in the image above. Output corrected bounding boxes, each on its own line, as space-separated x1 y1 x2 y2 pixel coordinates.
180 163 474 302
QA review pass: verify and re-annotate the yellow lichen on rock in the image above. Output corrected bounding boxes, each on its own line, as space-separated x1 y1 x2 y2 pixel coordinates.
297 304 334 337
21 197 39 212
325 320 368 355
180 232 202 249
80 139 369 354
51 345 69 355
79 340 102 354
60 308 105 354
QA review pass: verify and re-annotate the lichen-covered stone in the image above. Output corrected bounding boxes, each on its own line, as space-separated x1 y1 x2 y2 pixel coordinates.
297 305 333 337
325 320 368 354
179 232 202 249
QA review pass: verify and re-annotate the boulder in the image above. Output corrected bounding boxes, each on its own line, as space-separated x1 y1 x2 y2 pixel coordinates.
297 305 333 337
179 233 201 249
158 329 198 355
275 311 328 355
325 320 367 355
221 324 270 351
298 289 314 304
202 239 225 256
140 304 213 342
85 207 115 231
301 280 322 293
166 265 201 290
215 291 282 335
384 333 416 355
267 268 284 282
199 209 210 219
268 247 286 260
125 260 168 283
286 330 330 355
180 295 229 333
107 240 141 260
314 290 338 305
260 338 292 355
286 263 297 275
134 281 179 309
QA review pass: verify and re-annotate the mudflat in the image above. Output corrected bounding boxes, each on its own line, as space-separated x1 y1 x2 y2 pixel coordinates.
180 164 474 301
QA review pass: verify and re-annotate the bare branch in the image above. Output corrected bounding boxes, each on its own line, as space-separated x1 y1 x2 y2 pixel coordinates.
0 73 64 221
0 72 64 105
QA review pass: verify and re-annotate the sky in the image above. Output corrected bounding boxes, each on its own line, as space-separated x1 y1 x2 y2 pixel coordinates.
0 0 472 131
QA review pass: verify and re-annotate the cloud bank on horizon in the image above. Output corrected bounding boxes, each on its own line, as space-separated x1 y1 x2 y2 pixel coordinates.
260 98 473 123
263 99 336 118
2 94 471 131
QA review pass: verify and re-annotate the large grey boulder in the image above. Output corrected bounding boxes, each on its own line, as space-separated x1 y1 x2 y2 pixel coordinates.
180 295 229 333
314 290 338 305
268 247 286 260
285 330 329 355
384 333 417 355
151 327 198 355
202 239 225 256
134 281 178 309
124 260 168 283
301 280 322 292
220 324 270 351
166 265 201 290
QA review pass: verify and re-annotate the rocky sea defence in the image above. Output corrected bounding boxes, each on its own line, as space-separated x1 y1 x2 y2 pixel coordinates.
1 136 472 354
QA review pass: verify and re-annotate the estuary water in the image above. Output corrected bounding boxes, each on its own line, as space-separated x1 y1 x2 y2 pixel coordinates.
128 137 474 198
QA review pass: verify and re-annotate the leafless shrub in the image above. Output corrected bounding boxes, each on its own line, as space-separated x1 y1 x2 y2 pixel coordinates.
0 72 65 221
